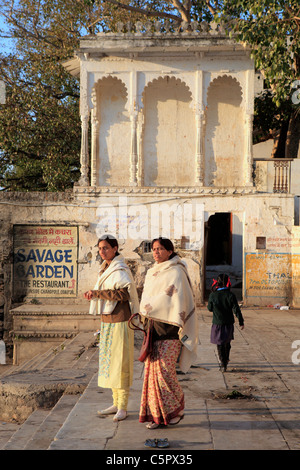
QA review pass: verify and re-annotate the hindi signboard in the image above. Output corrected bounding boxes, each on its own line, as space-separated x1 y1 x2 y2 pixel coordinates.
245 252 300 299
13 225 78 298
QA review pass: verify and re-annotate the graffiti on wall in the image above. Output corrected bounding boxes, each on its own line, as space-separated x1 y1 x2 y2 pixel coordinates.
13 225 78 298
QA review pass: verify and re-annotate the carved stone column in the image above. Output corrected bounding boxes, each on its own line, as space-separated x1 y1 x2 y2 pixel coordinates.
128 71 139 186
245 112 254 186
195 70 205 185
91 108 100 187
130 109 138 186
78 114 90 186
137 111 145 186
195 110 205 185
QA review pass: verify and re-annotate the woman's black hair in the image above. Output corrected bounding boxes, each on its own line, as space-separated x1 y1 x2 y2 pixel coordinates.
97 234 120 256
151 237 177 260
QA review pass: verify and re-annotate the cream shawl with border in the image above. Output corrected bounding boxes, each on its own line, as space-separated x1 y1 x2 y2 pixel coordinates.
89 254 139 316
140 255 198 373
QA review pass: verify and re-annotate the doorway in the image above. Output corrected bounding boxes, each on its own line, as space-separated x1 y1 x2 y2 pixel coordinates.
205 212 243 301
206 213 232 266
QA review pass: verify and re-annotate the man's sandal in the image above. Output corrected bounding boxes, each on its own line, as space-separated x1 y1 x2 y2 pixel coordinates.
144 438 169 448
144 439 157 448
157 438 169 448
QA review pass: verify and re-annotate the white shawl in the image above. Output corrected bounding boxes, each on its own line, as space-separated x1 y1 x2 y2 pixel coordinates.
89 254 139 316
140 256 198 373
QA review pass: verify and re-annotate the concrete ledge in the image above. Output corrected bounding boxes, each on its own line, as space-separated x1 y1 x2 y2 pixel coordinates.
0 331 98 423
0 368 94 423
10 304 98 365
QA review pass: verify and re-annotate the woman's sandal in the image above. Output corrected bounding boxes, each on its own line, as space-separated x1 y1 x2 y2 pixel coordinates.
113 409 128 422
169 414 184 425
97 405 117 416
146 422 160 429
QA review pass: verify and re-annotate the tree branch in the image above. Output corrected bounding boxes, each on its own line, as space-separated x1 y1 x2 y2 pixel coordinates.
1 9 63 49
205 0 217 16
171 0 190 22
100 0 181 22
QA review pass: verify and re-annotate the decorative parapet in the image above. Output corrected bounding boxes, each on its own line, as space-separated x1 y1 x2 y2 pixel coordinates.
73 185 257 195
11 331 77 340
78 19 246 60
95 20 229 37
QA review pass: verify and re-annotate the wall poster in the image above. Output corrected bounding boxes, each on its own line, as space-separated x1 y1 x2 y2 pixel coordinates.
13 225 78 298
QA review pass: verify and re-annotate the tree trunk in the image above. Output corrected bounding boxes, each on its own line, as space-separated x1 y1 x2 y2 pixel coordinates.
271 119 289 158
285 111 300 158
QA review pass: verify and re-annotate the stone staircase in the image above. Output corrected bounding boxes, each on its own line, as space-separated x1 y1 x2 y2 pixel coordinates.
0 332 99 450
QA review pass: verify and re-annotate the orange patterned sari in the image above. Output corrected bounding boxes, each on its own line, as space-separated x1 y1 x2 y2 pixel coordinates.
139 339 184 425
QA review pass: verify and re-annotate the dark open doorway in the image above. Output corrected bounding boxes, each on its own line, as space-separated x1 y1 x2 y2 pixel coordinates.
205 212 242 302
206 212 232 266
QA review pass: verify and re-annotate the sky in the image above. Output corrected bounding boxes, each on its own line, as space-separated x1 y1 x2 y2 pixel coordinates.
0 13 16 55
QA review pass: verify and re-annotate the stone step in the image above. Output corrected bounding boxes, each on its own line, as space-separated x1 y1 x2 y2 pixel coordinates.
17 338 73 371
2 409 50 450
24 394 81 450
43 331 98 370
0 339 73 378
0 332 99 426
1 332 97 378
0 332 99 450
48 373 107 450
0 421 20 450
1 393 83 450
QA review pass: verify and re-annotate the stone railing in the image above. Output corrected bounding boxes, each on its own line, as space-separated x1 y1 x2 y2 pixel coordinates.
273 159 292 193
96 20 229 36
253 158 294 194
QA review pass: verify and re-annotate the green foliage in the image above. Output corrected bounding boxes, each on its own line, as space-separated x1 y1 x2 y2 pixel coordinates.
219 0 300 105
217 0 299 154
0 0 95 191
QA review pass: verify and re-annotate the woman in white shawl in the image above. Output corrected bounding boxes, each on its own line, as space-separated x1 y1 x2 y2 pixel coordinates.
139 237 198 429
84 235 139 422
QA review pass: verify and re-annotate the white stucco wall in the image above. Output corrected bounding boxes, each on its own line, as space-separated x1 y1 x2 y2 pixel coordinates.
205 76 244 187
143 76 195 187
96 77 131 186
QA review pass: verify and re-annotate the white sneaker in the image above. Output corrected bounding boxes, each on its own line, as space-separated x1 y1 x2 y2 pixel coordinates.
97 405 118 415
113 409 127 422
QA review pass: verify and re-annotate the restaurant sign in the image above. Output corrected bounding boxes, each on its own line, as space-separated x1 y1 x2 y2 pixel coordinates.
13 225 78 298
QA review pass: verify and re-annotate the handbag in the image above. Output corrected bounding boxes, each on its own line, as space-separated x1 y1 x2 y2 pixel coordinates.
128 313 153 362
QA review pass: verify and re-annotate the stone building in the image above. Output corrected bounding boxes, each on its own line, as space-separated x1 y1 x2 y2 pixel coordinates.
0 22 299 364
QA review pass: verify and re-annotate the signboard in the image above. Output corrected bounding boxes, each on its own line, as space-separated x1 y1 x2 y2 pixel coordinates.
13 225 78 298
245 252 300 298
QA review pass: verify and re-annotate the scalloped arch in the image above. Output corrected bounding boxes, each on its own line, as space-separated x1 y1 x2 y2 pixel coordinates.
142 75 193 105
92 75 128 104
207 74 243 103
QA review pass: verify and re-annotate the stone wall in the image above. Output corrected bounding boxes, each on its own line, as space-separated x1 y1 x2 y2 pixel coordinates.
0 189 298 361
